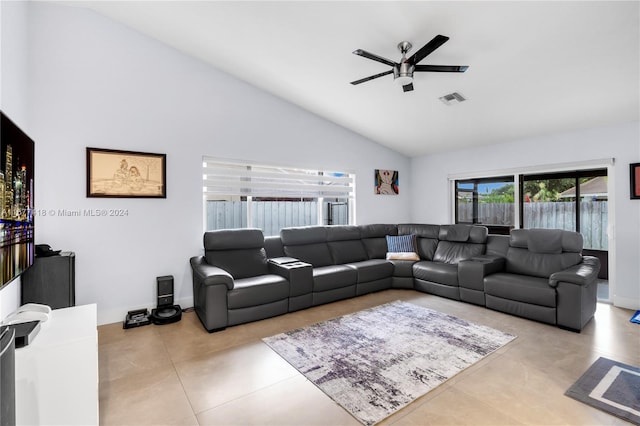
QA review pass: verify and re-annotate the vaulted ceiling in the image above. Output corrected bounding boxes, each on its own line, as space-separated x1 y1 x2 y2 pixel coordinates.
66 1 639 157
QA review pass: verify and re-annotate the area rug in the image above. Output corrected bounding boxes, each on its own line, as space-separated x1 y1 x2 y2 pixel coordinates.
262 300 516 425
565 357 640 425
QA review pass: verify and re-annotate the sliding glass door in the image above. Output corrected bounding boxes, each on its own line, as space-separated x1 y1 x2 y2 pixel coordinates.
520 169 608 251
520 169 608 300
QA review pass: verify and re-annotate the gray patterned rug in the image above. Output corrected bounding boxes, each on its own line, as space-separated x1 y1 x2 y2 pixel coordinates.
263 300 516 425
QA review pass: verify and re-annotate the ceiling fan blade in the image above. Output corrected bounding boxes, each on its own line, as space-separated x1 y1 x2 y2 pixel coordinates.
414 65 469 73
350 69 394 85
402 83 414 92
352 49 397 67
408 35 449 65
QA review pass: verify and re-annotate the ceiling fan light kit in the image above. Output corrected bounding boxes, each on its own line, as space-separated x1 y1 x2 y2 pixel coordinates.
351 35 468 93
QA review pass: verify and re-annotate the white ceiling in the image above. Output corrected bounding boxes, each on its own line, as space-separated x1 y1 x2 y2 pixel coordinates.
65 1 639 157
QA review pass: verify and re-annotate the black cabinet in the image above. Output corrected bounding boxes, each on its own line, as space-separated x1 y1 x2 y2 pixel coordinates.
21 252 75 309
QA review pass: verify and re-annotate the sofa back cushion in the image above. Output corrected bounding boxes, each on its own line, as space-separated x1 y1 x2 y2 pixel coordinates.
359 224 398 259
281 226 333 267
486 234 510 257
433 241 485 264
398 224 440 260
204 228 268 279
432 224 487 264
506 229 583 278
326 226 368 264
438 224 488 244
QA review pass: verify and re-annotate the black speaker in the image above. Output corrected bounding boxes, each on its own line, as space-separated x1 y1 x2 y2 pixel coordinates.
150 275 181 325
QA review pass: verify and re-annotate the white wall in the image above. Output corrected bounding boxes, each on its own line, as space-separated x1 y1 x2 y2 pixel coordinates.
410 123 640 310
0 2 410 324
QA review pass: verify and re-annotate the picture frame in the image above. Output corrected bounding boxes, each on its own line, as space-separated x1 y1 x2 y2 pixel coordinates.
631 163 640 200
86 147 166 198
375 169 399 195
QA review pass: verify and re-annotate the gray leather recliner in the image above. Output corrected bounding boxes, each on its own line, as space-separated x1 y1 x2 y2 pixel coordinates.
481 228 600 331
190 228 290 332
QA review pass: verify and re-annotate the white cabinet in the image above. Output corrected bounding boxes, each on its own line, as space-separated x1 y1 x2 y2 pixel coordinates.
15 304 98 425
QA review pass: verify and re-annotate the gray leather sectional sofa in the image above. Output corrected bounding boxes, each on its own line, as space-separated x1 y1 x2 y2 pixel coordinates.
190 224 600 333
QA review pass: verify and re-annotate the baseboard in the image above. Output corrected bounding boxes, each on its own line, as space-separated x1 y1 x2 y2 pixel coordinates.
613 295 640 311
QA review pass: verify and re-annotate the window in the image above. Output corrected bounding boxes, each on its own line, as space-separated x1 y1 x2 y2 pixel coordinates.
203 158 355 236
521 169 608 250
455 176 515 233
452 162 611 301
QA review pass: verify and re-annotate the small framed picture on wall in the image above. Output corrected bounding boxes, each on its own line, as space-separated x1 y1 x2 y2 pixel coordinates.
375 169 399 195
631 163 640 200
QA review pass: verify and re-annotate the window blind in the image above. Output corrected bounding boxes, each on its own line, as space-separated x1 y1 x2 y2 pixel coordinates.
203 158 354 199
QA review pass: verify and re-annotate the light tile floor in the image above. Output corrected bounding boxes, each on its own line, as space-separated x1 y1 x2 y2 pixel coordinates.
98 290 639 425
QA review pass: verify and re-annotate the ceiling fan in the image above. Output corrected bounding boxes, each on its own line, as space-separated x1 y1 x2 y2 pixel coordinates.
351 35 468 92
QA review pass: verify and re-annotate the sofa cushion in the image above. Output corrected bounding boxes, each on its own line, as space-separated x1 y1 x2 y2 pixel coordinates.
506 229 583 278
284 243 333 267
386 234 417 252
204 228 264 250
506 248 582 279
416 238 438 261
204 228 269 279
329 240 368 264
413 261 459 287
510 229 583 254
386 252 420 261
397 224 440 261
312 265 358 292
389 260 416 277
433 241 485 264
326 226 368 264
281 226 333 267
486 234 510 257
359 224 398 259
227 274 290 309
359 224 398 239
439 224 488 244
346 259 394 283
207 248 269 279
281 226 327 245
362 237 389 259
326 225 361 241
397 224 440 238
484 272 556 308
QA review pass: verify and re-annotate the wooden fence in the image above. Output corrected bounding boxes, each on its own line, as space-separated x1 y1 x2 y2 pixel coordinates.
459 201 608 250
207 200 348 236
208 200 608 249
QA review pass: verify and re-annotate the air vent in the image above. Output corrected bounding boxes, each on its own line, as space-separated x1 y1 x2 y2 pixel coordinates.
439 92 466 106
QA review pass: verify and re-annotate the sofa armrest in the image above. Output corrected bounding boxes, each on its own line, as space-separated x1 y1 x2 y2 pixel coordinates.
459 255 506 291
269 260 313 300
190 256 234 290
190 256 233 332
553 256 600 331
549 256 600 288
